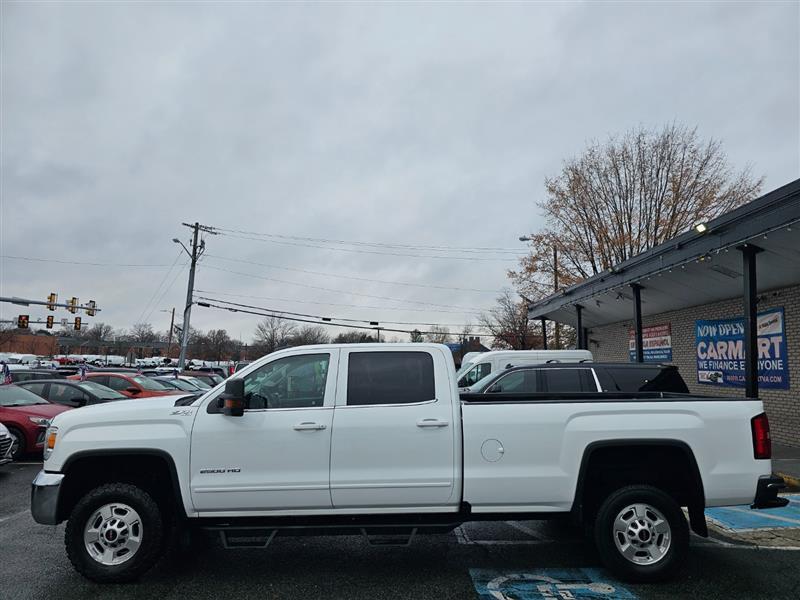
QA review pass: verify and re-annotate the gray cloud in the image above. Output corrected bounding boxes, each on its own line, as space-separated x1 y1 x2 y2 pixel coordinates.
2 1 798 341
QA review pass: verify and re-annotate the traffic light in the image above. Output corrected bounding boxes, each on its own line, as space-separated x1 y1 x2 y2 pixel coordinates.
47 292 58 311
46 315 54 329
86 300 97 317
17 315 29 329
74 317 82 331
68 297 78 314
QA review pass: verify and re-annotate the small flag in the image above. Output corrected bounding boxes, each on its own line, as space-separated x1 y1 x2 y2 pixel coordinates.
1 362 11 385
79 365 88 381
173 369 179 379
137 366 143 375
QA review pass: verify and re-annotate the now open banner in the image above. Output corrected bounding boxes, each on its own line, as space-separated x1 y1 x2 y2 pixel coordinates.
696 307 789 389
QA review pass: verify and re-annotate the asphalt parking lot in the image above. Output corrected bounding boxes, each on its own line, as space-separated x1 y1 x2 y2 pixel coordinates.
2 463 800 600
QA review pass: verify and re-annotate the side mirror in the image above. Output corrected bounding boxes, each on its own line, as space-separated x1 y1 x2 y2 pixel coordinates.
127 387 141 395
68 397 87 407
219 379 245 417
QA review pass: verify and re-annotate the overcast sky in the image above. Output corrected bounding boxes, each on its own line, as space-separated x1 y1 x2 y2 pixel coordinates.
1 1 798 344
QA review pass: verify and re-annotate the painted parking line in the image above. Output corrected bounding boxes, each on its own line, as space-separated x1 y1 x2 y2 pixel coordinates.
705 494 800 531
470 568 638 600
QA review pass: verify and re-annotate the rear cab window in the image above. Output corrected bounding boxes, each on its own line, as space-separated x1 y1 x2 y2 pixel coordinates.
346 351 435 406
541 368 598 392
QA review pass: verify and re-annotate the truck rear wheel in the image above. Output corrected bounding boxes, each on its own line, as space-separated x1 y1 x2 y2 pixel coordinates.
65 483 165 583
593 484 688 582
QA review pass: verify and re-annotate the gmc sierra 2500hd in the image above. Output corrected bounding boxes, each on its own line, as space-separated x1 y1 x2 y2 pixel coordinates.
31 343 787 583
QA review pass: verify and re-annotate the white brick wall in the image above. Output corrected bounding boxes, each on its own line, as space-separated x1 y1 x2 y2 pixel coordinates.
587 284 800 447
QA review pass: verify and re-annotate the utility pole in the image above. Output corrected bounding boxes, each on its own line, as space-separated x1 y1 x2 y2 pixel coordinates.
174 222 216 369
165 308 175 359
553 245 560 348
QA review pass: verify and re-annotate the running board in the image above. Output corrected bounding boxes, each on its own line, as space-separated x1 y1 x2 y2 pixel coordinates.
361 527 417 547
219 529 277 549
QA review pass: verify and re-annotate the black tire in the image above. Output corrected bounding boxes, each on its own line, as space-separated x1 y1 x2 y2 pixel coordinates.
65 483 165 583
7 426 26 460
593 484 688 583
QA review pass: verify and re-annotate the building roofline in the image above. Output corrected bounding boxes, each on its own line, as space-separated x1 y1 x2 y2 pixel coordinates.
527 178 800 318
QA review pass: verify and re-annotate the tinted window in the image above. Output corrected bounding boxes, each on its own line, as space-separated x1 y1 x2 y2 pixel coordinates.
90 375 109 387
541 369 596 392
49 383 89 406
487 370 532 393
21 382 47 397
459 362 491 387
132 375 170 391
75 381 126 400
105 376 131 391
244 353 330 409
347 352 435 406
606 366 689 393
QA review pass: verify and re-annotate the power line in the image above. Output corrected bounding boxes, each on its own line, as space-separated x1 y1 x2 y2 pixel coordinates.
136 251 184 324
194 289 485 316
203 254 501 294
217 231 521 262
142 259 189 324
195 296 481 329
0 254 177 268
211 226 523 254
196 298 491 337
200 264 488 314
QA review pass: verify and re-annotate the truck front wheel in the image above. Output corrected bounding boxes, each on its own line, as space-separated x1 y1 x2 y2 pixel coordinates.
593 485 688 582
65 483 165 583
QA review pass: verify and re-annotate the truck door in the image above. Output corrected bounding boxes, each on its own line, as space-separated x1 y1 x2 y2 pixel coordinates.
190 349 339 513
329 348 458 509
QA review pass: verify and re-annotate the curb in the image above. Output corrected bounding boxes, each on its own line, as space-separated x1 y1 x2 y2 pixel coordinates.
775 472 800 492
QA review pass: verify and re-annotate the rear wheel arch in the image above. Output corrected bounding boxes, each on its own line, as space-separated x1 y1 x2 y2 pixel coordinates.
573 439 706 536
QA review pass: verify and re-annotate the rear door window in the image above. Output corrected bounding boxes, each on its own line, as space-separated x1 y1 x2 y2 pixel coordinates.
347 352 435 406
105 376 131 392
541 369 596 392
22 382 47 397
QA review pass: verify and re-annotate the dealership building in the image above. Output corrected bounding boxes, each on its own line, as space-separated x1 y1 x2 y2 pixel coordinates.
527 179 800 447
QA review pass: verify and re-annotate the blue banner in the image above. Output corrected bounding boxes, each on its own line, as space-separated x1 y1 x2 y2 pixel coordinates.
696 307 789 389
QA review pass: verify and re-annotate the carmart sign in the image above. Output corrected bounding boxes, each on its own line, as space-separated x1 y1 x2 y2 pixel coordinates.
696 307 789 389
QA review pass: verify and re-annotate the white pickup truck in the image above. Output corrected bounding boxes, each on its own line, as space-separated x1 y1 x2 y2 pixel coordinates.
31 343 787 584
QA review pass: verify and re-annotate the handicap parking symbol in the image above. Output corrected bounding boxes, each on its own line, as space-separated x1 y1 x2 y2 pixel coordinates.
469 568 638 600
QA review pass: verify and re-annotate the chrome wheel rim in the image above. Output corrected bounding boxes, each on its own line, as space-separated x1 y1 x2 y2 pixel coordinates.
84 503 143 566
612 503 671 565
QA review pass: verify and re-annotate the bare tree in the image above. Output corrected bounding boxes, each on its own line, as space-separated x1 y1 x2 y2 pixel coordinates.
426 325 451 344
510 123 763 297
289 325 330 347
409 329 424 343
130 322 158 344
205 329 232 361
252 316 296 355
332 330 378 344
478 290 541 350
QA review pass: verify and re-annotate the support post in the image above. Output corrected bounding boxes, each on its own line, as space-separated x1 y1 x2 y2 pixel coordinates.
631 283 644 363
739 244 762 398
540 317 548 350
575 304 584 349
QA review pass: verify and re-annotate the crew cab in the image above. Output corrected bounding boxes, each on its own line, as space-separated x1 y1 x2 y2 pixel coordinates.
31 344 786 584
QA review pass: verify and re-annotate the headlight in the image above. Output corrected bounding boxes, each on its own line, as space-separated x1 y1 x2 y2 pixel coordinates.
28 417 51 427
43 426 58 461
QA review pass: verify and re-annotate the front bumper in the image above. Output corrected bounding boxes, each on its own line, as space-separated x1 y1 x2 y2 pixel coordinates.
751 474 789 509
31 470 64 525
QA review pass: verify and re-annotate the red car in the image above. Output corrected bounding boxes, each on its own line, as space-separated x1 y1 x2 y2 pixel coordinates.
0 384 71 460
67 372 180 399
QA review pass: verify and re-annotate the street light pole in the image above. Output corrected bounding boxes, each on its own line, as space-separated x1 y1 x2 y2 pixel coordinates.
161 308 175 360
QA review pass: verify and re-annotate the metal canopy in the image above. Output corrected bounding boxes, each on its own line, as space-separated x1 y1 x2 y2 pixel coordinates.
528 178 800 328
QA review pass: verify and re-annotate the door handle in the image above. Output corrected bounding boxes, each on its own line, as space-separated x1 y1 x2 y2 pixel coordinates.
416 419 449 428
293 422 327 431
